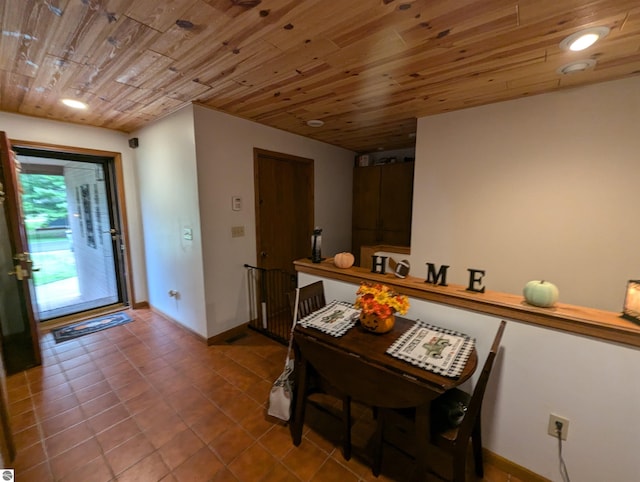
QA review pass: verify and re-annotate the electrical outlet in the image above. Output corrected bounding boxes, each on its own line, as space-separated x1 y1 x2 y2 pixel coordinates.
548 414 569 440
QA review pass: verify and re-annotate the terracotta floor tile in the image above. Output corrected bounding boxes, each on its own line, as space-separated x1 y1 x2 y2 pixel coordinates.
80 390 120 418
59 455 113 482
208 425 254 465
13 440 47 472
244 378 272 404
132 400 175 431
116 452 170 482
189 408 235 445
73 379 112 404
31 381 74 403
28 372 67 394
13 424 41 450
64 361 100 380
68 369 106 393
217 391 262 423
96 416 141 452
56 348 87 364
105 366 144 391
158 428 205 470
18 461 54 482
44 421 93 457
260 462 301 482
7 372 29 390
60 352 92 371
259 425 296 459
35 392 80 420
104 432 155 475
123 387 164 415
49 437 102 480
172 446 224 482
131 354 168 374
98 360 134 384
281 440 331 481
113 378 153 402
144 414 189 449
40 405 84 438
98 358 132 379
228 442 278 481
9 396 33 417
310 457 360 481
86 403 130 434
10 408 37 432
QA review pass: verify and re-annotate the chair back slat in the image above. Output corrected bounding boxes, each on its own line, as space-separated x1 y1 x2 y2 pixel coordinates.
288 281 326 319
453 320 506 445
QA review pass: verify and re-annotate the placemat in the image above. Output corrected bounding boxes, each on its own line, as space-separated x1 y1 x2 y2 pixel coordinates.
386 321 475 378
297 300 360 337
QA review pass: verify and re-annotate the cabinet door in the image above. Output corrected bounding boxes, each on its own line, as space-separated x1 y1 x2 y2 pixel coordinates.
352 228 379 266
352 166 381 230
379 162 414 243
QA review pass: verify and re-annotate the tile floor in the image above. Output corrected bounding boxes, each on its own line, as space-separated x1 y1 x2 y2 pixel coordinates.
5 309 519 481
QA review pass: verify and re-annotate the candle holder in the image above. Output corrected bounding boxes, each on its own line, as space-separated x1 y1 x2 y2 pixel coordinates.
621 280 640 325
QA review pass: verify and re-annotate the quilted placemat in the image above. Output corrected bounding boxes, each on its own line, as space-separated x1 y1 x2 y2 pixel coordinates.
297 300 360 337
386 321 475 378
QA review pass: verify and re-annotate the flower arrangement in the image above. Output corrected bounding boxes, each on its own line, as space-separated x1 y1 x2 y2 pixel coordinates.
355 282 409 319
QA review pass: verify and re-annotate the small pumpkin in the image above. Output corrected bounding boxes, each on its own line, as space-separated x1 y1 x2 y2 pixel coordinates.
523 280 559 308
360 312 395 334
333 252 355 269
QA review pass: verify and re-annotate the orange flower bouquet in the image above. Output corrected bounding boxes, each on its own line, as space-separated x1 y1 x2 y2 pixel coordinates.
355 282 409 333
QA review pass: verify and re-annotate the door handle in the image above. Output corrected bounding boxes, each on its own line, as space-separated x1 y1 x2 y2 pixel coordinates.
260 251 268 258
8 265 26 280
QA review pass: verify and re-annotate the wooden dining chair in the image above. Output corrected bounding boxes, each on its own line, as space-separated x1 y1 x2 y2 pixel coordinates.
288 281 353 460
374 320 506 481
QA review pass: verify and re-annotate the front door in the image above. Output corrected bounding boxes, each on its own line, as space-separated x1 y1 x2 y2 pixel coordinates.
13 146 129 321
0 132 41 374
253 149 314 340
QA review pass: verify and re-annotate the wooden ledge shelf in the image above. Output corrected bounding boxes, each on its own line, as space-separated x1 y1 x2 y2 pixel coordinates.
294 258 640 349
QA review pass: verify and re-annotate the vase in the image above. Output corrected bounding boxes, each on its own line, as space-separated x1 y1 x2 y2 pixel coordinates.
360 312 395 334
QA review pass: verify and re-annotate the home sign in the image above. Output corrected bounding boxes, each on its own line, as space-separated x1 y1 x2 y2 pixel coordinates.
371 256 486 293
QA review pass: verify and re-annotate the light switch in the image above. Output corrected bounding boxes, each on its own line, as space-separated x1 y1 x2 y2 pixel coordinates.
183 227 193 240
231 226 245 238
232 196 242 211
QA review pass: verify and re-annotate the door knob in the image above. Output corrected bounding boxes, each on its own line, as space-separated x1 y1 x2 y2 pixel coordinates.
260 251 268 258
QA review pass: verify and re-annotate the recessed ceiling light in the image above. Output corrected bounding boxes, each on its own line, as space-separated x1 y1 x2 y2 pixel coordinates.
306 119 324 127
61 98 88 109
556 59 597 75
560 27 610 52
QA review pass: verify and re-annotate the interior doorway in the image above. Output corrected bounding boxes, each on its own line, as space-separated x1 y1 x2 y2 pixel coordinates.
251 148 314 341
13 144 130 322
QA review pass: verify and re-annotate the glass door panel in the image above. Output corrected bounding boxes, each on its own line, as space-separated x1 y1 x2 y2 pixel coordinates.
17 153 126 321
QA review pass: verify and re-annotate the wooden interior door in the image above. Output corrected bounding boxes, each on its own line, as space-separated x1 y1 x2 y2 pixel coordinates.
253 149 314 340
254 149 314 273
0 131 41 374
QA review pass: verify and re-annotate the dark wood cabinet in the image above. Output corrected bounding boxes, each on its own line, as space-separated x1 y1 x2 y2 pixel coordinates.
352 162 414 266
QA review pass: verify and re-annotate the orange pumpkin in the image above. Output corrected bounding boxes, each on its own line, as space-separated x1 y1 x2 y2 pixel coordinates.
333 252 355 269
360 312 395 334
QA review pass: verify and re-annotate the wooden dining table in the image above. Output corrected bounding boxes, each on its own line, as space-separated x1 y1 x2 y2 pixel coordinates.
290 316 478 479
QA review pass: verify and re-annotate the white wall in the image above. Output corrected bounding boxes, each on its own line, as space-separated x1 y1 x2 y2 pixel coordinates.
133 105 208 337
0 112 147 304
301 272 640 482
410 77 640 312
192 105 354 336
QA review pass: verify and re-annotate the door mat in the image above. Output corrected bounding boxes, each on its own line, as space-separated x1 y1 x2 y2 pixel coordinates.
52 312 133 343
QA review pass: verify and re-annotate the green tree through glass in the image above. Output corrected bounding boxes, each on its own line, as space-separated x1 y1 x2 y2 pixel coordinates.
20 174 68 227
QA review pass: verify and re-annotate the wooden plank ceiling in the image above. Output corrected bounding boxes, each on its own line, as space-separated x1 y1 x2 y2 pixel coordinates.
1 0 639 153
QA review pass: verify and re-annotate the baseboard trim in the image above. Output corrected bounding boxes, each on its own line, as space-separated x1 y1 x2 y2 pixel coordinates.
484 449 550 482
132 301 149 309
206 323 250 346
